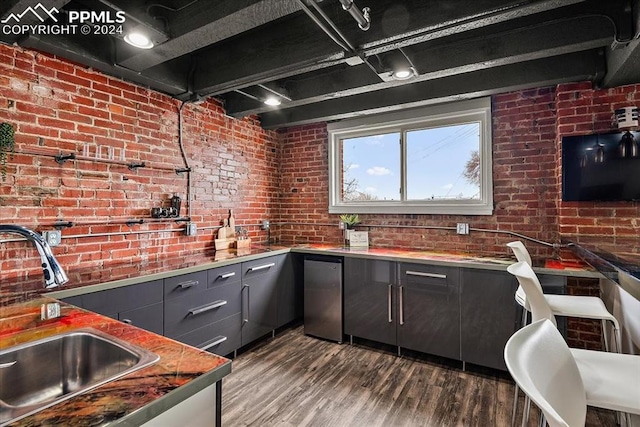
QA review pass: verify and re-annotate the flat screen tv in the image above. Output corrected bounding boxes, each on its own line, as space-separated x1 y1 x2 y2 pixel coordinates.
562 131 640 202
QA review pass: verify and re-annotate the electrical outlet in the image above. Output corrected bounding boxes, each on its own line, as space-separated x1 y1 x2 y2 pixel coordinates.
456 223 469 235
41 302 61 320
42 230 62 247
262 220 270 230
185 223 197 236
338 221 345 230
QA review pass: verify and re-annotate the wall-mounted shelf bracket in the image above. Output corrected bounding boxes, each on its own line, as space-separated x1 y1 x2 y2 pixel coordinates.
126 219 145 227
54 221 74 229
128 162 146 170
175 167 191 174
55 153 76 164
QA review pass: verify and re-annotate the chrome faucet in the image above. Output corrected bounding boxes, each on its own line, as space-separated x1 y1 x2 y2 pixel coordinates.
0 224 68 288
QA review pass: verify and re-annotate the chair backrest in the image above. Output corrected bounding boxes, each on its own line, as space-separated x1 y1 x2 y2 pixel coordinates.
507 241 533 266
507 261 556 328
504 319 587 427
506 241 532 309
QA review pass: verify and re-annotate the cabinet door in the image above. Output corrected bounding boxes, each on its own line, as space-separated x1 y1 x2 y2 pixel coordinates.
344 258 397 346
80 280 163 320
119 302 164 335
460 268 518 370
277 254 302 328
398 263 460 360
241 257 279 346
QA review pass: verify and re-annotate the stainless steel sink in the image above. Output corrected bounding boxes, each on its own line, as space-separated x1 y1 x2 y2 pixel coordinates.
0 328 159 425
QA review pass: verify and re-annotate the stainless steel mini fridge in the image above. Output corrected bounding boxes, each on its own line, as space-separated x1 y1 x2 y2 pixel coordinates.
304 257 343 343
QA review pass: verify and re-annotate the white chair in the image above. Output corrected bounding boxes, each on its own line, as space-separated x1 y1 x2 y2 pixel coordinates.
504 318 587 427
506 241 621 354
508 261 640 426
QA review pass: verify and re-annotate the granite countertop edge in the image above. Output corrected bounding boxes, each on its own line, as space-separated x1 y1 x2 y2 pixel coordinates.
47 245 602 300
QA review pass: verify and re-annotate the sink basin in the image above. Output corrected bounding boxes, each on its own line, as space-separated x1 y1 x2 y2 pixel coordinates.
0 328 159 425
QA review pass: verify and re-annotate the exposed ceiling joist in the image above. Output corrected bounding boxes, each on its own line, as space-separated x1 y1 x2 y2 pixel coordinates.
224 13 614 117
259 49 606 129
117 0 303 72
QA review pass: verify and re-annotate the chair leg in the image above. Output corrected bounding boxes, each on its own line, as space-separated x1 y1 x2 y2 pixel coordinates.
521 395 531 427
511 383 520 427
602 319 610 352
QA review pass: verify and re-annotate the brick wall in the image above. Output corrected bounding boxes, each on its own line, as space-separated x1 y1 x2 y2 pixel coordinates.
278 88 561 260
556 82 640 256
0 44 279 292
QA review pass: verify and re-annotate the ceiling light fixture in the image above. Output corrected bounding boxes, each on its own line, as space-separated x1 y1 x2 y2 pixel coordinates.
264 97 282 106
124 32 154 49
392 67 416 80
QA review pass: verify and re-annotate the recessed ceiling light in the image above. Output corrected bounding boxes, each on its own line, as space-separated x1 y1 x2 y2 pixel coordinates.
124 32 154 49
392 68 415 80
264 96 281 106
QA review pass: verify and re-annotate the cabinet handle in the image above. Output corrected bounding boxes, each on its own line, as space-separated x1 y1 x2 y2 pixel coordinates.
242 284 250 324
388 284 393 323
405 270 447 279
219 272 236 279
399 286 404 326
188 300 227 316
248 262 275 272
200 336 228 351
178 280 199 289
121 318 132 324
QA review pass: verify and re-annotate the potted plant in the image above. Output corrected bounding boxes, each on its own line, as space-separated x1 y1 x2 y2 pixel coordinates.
340 214 360 244
340 213 360 230
0 122 15 181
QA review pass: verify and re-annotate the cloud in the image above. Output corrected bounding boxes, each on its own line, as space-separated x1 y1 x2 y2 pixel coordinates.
366 166 392 176
442 183 454 190
346 163 360 171
364 186 377 193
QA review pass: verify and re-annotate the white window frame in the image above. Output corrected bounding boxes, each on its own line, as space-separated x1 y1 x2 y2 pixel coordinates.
328 97 493 215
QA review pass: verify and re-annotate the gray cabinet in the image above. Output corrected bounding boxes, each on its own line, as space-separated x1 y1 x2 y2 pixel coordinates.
60 254 300 356
62 279 164 335
164 265 242 357
398 263 461 360
276 254 301 328
460 268 518 370
241 256 279 346
344 258 397 346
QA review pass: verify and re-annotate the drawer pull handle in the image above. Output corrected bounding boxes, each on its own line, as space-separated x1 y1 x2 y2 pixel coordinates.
406 271 447 279
200 336 227 351
399 286 404 326
178 280 199 289
248 262 275 272
189 300 227 316
121 318 132 324
0 361 17 368
388 284 392 323
219 272 236 279
242 284 250 324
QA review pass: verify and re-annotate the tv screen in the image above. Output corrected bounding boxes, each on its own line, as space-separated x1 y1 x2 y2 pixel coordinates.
562 131 640 202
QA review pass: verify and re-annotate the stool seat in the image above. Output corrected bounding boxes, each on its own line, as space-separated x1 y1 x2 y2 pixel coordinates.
571 348 640 415
546 294 617 322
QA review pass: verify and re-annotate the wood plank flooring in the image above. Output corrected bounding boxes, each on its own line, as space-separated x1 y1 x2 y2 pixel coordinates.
222 325 617 427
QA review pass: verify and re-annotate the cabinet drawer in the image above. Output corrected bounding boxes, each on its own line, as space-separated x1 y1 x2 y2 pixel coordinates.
400 263 460 290
119 302 164 335
164 270 208 299
82 279 163 315
174 313 241 357
242 256 279 279
208 263 242 288
164 281 241 338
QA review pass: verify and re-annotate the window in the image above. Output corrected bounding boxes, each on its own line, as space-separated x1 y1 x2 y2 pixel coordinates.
328 97 493 215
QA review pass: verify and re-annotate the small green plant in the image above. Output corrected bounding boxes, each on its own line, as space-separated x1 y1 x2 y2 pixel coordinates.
340 213 360 229
0 122 15 181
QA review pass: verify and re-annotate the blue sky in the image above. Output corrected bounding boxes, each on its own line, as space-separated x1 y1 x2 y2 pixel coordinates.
343 123 480 201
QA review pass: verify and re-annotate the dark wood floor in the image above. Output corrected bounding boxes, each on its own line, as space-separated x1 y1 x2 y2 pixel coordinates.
222 326 617 426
